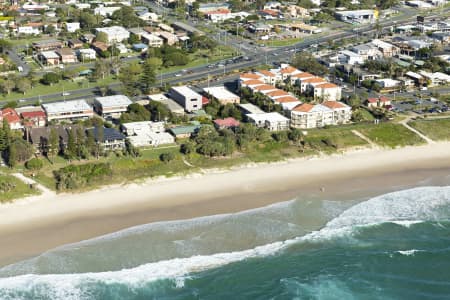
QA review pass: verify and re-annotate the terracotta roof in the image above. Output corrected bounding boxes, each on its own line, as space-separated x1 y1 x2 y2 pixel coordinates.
205 9 231 15
379 96 390 102
202 96 210 105
242 79 265 86
252 84 277 91
214 117 240 127
322 101 346 109
2 108 21 124
240 73 262 80
274 96 299 103
280 66 299 74
21 111 46 119
258 70 276 77
302 77 326 84
316 83 338 89
266 90 289 97
367 98 378 103
292 103 314 112
293 72 314 78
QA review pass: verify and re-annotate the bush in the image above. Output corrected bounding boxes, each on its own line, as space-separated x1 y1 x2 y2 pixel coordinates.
25 158 43 171
53 162 112 191
160 152 175 163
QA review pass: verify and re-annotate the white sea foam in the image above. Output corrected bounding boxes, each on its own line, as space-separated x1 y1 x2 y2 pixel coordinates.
1 186 450 299
390 220 424 228
397 249 422 256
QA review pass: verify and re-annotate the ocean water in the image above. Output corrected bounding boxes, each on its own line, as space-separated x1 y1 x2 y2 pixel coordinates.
1 186 450 299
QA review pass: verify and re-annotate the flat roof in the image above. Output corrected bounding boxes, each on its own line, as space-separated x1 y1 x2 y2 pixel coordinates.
238 103 265 114
95 95 132 108
247 112 289 122
203 86 239 100
170 86 202 99
42 99 91 114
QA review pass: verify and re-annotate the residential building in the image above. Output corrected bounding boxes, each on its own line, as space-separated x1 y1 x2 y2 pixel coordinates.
122 121 174 147
42 100 94 122
371 39 399 57
169 86 203 112
56 48 76 64
291 103 334 129
246 112 290 131
77 48 96 61
204 9 233 23
171 21 205 36
322 101 352 125
88 127 126 151
156 31 179 45
95 26 130 44
335 10 376 24
141 33 164 47
339 50 365 65
94 6 121 17
20 110 46 127
32 40 62 51
1 108 22 130
169 124 202 138
238 103 266 115
314 83 342 101
17 26 40 35
38 51 60 65
65 22 80 33
289 23 321 34
203 86 240 104
159 23 174 33
375 78 401 90
68 39 83 49
28 126 69 154
148 93 185 115
213 117 240 130
366 96 391 108
93 95 132 119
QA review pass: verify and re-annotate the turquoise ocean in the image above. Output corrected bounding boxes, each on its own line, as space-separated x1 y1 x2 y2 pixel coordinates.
1 186 450 299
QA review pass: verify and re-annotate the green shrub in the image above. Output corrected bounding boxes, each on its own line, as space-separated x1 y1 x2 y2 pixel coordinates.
25 158 44 171
53 162 112 191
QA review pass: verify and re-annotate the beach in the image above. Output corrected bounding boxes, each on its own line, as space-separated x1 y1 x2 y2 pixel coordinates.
1 142 450 267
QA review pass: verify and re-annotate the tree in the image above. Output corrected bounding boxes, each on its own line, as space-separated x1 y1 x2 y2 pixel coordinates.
128 33 140 45
93 59 110 80
79 11 100 30
118 62 142 96
7 143 17 167
292 52 327 75
0 39 12 54
140 59 156 93
15 78 31 95
145 57 163 70
120 103 150 123
1 79 15 94
48 127 59 161
181 140 195 155
347 94 361 108
8 138 33 166
65 129 77 159
96 31 108 43
288 128 303 143
94 125 104 159
44 24 56 35
41 72 61 85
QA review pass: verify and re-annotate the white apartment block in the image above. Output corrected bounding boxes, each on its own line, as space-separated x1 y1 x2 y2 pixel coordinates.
291 101 351 129
96 26 130 44
169 86 203 112
141 33 164 47
313 83 342 101
42 100 94 122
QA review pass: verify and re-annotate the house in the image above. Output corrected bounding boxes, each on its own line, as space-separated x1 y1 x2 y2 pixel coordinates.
65 22 80 33
148 93 185 115
156 31 179 45
122 121 174 147
93 95 132 119
20 110 46 127
290 103 334 129
159 23 175 33
205 9 233 23
42 100 94 122
81 33 96 43
95 26 130 44
1 108 22 130
289 23 321 34
203 86 240 104
91 42 109 53
366 96 391 108
197 2 230 13
351 44 381 60
246 112 290 131
335 10 376 24
32 40 62 51
17 26 40 35
375 78 400 90
371 39 399 57
238 103 266 116
213 117 240 130
94 6 121 17
299 77 327 94
339 50 365 65
88 127 126 151
77 48 97 61
314 83 342 101
56 48 76 64
28 126 69 154
169 86 203 112
141 33 164 47
68 39 83 49
169 124 202 138
38 51 60 65
171 21 205 36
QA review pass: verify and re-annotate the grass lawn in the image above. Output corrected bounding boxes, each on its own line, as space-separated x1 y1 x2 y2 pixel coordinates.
356 123 425 148
264 38 303 47
0 76 118 103
0 174 40 202
304 126 368 151
409 118 450 141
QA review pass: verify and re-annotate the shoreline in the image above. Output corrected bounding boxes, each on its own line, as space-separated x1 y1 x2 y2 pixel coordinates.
1 142 450 266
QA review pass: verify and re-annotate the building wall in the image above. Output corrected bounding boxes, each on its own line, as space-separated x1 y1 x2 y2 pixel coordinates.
169 87 202 112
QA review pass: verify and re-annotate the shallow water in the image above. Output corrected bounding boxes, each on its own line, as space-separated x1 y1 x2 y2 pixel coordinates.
1 186 450 299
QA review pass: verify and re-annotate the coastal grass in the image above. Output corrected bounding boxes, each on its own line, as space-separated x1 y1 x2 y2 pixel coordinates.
356 123 425 148
304 127 368 151
409 118 450 141
0 174 40 202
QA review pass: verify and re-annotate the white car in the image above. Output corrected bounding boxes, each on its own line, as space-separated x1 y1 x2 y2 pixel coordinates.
175 74 182 77
62 92 71 96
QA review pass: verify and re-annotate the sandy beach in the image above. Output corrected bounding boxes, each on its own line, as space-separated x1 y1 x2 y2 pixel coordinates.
1 142 450 266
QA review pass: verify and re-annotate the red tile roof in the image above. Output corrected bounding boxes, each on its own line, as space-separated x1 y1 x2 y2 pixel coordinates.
280 66 298 74
242 79 265 86
21 111 46 119
2 108 20 124
316 83 338 89
275 96 299 103
214 117 240 128
266 90 290 97
240 73 262 80
302 77 326 84
322 101 346 109
258 70 276 77
367 98 378 103
292 103 314 112
252 84 277 91
202 96 209 105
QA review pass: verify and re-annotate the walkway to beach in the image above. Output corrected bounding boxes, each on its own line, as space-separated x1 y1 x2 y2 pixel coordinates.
399 117 435 144
351 130 380 149
11 173 55 197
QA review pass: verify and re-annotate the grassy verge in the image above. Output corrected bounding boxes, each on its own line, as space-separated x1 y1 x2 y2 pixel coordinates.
355 123 425 148
264 38 303 47
0 174 40 202
409 118 450 141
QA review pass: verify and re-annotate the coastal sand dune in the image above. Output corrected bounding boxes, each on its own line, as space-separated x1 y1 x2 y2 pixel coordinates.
0 142 450 266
